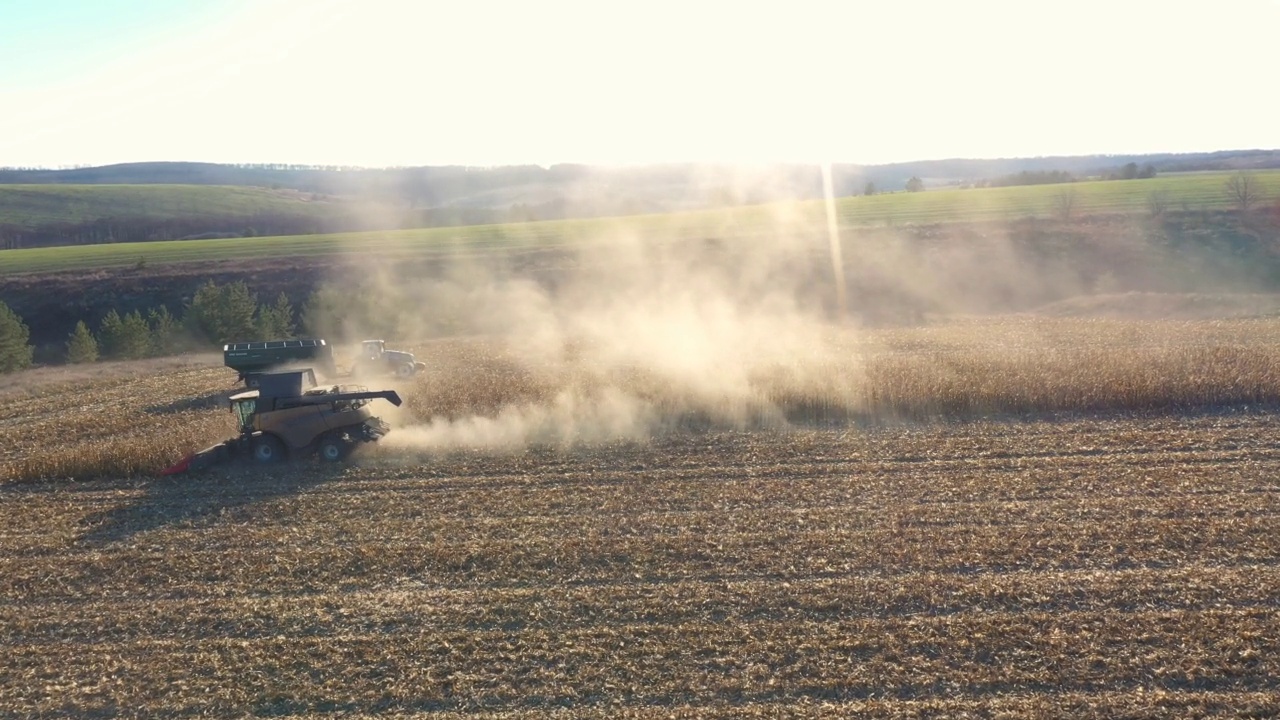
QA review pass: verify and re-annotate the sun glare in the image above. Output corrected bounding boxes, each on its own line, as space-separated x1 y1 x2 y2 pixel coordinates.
0 0 1276 167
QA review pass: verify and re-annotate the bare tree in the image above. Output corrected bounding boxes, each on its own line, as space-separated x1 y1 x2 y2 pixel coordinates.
1224 172 1265 213
1053 188 1078 220
1146 189 1172 218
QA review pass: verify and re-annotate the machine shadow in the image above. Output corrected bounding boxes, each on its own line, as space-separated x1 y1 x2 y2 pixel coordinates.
77 463 349 546
144 389 236 415
79 367 404 545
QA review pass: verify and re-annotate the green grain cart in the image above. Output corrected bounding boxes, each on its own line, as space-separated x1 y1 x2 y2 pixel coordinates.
223 338 337 386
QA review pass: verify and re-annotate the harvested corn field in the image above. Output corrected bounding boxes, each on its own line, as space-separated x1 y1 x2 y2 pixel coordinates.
4 415 1280 716
11 316 1280 483
2 318 1280 716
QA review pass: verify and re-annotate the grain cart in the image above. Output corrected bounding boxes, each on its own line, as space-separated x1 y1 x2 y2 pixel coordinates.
223 338 338 386
160 369 402 475
353 339 427 378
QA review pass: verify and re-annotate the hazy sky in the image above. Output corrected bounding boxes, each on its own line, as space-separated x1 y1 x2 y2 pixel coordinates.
1 0 1277 168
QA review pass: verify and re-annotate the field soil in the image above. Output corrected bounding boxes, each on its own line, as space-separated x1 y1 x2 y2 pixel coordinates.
3 319 1280 716
1032 291 1280 320
3 414 1278 716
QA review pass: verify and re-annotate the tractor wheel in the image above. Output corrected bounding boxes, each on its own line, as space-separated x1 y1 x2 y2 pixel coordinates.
251 435 286 464
396 363 415 378
318 435 350 463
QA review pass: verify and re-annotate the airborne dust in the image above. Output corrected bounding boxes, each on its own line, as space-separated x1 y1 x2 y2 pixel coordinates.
312 169 1276 455
320 191 873 453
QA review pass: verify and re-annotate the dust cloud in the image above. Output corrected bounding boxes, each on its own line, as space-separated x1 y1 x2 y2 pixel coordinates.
314 174 1270 455
317 201 877 454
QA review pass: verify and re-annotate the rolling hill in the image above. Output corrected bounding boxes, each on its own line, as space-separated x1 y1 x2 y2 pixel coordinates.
2 170 1276 275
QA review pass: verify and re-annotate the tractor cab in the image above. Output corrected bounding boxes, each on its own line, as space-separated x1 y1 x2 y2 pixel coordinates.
361 340 386 361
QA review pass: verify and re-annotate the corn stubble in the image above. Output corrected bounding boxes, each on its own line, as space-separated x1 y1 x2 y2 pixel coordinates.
400 316 1280 434
4 317 1280 481
0 367 236 482
1 317 1279 716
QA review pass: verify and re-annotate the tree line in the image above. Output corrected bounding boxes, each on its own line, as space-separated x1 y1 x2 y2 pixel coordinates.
0 274 432 373
0 281 298 372
0 213 334 250
0 207 547 250
962 163 1158 190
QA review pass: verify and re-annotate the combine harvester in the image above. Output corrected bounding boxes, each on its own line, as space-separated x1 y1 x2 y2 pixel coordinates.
161 369 402 476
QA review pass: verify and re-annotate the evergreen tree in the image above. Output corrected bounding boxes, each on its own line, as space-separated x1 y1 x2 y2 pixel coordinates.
255 292 295 339
98 309 125 359
302 285 343 338
185 280 259 345
185 282 217 342
118 310 152 359
301 282 404 340
0 301 34 373
65 321 99 364
148 305 179 356
220 282 260 340
99 309 151 360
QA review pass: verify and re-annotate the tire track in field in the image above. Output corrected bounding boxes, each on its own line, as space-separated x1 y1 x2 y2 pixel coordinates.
5 416 1280 716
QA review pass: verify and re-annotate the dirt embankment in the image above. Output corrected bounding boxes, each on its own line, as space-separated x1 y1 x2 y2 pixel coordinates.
3 410 1279 716
6 210 1280 359
1033 292 1280 320
0 258 333 350
0 245 590 356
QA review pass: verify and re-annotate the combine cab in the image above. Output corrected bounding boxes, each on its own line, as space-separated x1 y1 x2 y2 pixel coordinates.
161 369 402 475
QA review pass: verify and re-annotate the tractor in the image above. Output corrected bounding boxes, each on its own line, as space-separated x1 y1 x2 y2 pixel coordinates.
161 369 402 475
353 339 426 378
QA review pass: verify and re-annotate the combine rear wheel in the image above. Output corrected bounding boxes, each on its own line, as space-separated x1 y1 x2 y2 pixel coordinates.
252 435 285 463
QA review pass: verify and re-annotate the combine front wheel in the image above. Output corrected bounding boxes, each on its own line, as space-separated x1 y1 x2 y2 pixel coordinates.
252 435 286 463
318 435 350 462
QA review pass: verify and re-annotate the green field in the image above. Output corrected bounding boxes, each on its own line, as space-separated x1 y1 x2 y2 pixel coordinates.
840 170 1277 224
0 184 344 228
0 218 624 275
1 171 1275 275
